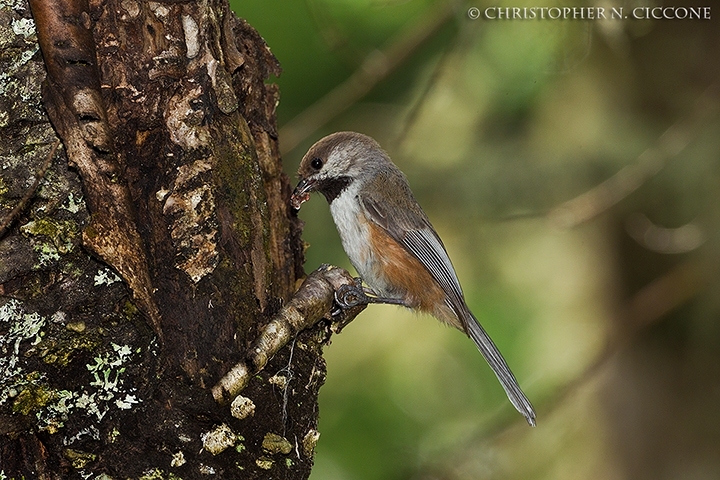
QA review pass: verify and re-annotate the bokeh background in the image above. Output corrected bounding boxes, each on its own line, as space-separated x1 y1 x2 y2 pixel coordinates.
230 1 720 479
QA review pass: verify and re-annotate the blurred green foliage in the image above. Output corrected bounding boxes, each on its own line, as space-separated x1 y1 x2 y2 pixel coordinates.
232 1 720 479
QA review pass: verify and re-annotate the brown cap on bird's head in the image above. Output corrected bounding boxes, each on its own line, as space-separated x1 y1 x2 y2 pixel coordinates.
291 132 387 210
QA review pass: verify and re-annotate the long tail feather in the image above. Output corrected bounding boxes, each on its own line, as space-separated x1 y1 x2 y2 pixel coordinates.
461 309 536 427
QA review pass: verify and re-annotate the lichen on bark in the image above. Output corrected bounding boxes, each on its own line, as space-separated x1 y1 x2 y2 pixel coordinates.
0 0 322 478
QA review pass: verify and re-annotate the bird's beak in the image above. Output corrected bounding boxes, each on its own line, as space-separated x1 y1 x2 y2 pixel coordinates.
290 177 315 210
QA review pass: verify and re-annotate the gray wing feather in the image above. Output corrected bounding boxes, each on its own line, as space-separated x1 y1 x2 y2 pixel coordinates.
359 173 536 426
403 229 464 304
358 173 464 306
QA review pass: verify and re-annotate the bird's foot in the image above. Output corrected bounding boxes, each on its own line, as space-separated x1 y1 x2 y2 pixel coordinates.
334 280 407 310
334 282 369 309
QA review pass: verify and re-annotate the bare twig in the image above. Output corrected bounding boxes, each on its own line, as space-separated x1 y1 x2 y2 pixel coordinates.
622 259 708 330
279 3 454 155
0 140 60 240
625 213 705 254
549 82 720 228
394 33 458 148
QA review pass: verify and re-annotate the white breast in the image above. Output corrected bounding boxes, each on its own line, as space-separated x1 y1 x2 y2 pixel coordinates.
329 183 382 290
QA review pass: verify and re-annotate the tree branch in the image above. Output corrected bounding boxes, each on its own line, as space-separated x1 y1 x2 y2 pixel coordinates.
213 264 365 405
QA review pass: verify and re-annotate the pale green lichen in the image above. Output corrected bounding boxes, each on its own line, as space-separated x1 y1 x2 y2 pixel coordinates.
0 299 47 408
35 242 60 266
64 425 101 446
0 44 38 93
115 393 140 410
7 302 45 348
37 389 74 433
74 392 105 421
21 218 78 254
0 303 143 432
60 192 85 214
83 343 141 416
63 448 96 469
11 17 34 37
255 457 274 470
94 267 122 286
0 0 28 11
262 432 293 455
0 298 22 322
19 217 79 269
34 361 141 432
0 47 40 121
0 0 44 127
201 423 237 455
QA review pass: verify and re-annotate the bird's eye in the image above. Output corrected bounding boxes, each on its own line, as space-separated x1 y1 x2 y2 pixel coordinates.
310 157 323 170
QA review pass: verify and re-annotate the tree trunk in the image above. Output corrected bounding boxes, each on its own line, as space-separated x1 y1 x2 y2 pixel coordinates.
0 1 324 478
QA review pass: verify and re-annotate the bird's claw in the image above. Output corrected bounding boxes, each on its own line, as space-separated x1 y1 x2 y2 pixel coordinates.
335 283 368 309
330 282 370 333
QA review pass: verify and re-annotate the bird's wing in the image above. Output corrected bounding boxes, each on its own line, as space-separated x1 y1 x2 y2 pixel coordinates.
358 174 465 310
359 173 537 426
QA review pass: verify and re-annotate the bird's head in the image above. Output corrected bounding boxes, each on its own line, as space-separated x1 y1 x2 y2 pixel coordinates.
291 132 387 209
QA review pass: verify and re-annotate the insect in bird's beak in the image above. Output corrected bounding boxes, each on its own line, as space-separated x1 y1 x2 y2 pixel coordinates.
291 178 315 210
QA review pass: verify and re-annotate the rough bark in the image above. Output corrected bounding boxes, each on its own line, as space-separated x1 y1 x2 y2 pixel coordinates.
0 1 328 478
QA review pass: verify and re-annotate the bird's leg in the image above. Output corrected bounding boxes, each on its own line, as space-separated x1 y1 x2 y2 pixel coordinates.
331 280 407 333
334 278 407 309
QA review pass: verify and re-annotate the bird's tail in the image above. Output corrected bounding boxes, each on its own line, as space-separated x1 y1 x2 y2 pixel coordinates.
460 308 536 427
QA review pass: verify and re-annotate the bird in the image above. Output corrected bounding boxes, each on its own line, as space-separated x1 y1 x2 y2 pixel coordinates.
291 131 536 427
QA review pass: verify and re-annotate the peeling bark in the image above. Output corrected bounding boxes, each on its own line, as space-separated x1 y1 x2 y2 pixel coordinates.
0 0 323 478
29 0 162 336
